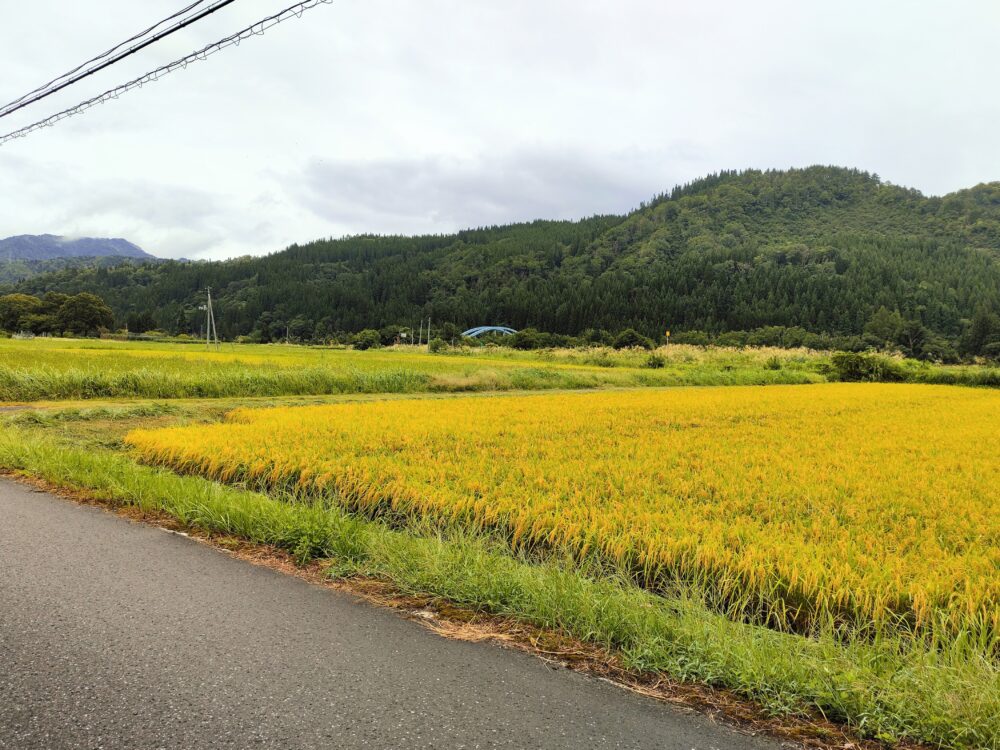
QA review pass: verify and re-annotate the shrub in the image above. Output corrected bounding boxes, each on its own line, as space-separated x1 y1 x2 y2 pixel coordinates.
613 328 653 350
352 329 382 350
511 328 542 350
428 338 446 353
830 352 906 382
669 330 711 346
585 353 616 368
715 331 750 348
919 337 960 364
645 353 666 369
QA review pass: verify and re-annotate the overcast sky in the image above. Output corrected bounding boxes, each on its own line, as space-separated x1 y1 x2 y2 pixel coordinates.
1 1 998 260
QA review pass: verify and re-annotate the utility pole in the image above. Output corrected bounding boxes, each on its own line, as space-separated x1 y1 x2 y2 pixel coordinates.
205 287 219 350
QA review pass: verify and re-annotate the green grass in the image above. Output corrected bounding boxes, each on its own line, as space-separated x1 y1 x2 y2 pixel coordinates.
829 351 1000 387
3 402 183 426
0 338 829 400
3 338 995 401
0 422 997 749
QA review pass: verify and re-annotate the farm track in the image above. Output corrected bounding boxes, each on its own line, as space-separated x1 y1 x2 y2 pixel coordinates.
0 478 784 750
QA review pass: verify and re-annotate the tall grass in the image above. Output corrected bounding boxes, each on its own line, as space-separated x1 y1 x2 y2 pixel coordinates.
830 352 1000 388
1 425 997 749
0 338 829 401
0 366 432 401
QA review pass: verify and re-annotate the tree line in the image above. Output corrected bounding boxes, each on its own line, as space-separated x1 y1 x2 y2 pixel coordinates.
6 166 1000 359
0 292 114 336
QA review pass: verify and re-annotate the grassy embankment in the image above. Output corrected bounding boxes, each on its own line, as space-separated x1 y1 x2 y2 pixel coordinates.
0 337 830 400
2 338 996 401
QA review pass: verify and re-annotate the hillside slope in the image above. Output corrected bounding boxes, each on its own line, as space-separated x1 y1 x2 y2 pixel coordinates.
8 167 1000 350
0 255 160 284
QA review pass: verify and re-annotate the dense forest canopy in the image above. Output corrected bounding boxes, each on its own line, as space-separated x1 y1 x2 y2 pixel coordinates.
0 255 158 284
0 291 114 336
7 166 1000 358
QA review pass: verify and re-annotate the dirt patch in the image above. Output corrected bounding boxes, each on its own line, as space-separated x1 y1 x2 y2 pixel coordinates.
4 470 927 750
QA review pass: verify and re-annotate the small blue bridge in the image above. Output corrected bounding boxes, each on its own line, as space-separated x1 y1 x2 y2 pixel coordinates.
461 326 518 338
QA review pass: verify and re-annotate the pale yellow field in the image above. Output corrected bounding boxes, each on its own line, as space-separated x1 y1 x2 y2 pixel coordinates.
126 383 1000 637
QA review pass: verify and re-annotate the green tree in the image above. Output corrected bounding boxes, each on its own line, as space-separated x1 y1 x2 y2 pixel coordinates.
287 315 315 342
919 335 959 363
863 307 905 349
57 293 114 336
960 307 1000 357
0 293 42 331
898 319 928 358
379 324 409 346
126 310 157 333
20 312 60 335
437 322 461 344
40 292 70 315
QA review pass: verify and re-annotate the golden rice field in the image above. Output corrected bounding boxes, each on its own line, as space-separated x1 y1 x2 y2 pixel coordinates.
126 383 1000 639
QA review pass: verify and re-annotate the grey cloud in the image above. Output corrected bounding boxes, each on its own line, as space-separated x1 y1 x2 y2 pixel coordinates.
69 183 222 229
293 149 671 235
0 152 267 258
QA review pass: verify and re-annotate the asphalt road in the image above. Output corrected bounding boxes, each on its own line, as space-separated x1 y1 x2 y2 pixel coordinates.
0 479 785 750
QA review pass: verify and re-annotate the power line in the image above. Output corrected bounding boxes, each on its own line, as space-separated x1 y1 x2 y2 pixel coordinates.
0 0 333 146
0 0 241 121
0 0 216 115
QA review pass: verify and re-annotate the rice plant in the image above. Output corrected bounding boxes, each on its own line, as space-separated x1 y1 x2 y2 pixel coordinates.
126 383 1000 648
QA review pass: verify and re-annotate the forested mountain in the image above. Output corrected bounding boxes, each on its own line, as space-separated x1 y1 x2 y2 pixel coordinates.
8 167 1000 357
0 235 156 283
0 235 153 261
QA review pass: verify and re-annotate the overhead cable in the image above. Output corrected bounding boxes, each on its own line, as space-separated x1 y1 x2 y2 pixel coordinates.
0 0 241 120
0 0 333 146
1 0 216 114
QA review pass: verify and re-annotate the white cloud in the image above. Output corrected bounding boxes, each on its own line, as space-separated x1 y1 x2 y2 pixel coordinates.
1 0 999 258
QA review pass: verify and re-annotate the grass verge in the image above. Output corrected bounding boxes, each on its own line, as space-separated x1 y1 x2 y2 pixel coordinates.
0 362 827 400
0 425 996 749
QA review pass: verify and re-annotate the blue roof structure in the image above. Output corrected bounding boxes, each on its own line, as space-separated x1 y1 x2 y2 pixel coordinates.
461 326 518 338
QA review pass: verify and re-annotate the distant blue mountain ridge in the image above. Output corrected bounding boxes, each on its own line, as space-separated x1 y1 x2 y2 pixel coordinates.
0 234 154 261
